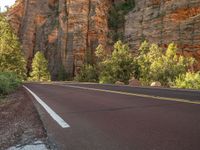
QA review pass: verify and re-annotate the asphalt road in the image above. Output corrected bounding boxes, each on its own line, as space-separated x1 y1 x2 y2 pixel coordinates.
24 83 200 150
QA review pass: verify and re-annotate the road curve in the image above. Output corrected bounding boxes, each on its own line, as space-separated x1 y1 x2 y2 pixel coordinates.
24 83 200 150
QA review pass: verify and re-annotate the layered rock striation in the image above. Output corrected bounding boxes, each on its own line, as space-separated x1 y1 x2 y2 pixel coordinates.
7 0 200 79
125 0 200 69
7 0 110 79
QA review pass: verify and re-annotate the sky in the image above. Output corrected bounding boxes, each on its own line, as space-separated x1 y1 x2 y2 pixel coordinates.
0 0 16 12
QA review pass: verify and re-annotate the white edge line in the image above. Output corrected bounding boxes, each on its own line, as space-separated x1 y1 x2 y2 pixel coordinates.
23 85 70 128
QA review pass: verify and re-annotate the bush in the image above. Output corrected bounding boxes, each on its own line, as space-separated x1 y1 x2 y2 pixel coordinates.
75 64 99 82
57 65 68 81
173 72 200 90
98 41 135 84
0 72 21 96
136 41 194 86
0 76 10 95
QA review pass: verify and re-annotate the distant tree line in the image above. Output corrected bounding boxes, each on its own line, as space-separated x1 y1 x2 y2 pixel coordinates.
76 40 200 90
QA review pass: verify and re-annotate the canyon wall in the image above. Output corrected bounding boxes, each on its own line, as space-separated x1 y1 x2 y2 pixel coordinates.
7 0 200 79
7 0 110 79
125 0 200 69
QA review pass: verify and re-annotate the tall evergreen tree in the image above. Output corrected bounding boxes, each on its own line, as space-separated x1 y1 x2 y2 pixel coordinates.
30 51 50 81
0 14 26 77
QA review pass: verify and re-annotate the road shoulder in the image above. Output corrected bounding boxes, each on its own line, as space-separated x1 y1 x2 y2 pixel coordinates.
0 87 49 150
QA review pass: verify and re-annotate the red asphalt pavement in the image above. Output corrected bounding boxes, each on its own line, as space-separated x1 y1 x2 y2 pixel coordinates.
24 83 200 150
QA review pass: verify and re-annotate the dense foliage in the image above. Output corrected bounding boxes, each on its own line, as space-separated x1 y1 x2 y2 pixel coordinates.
29 51 50 81
173 72 200 90
0 14 26 78
76 40 199 90
75 64 99 82
57 65 68 81
136 41 194 86
108 0 135 42
77 41 135 84
98 41 135 84
0 72 21 96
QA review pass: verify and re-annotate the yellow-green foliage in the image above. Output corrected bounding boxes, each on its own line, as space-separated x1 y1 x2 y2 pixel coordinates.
95 44 107 61
174 72 200 90
136 41 194 86
0 14 26 78
77 40 197 90
29 51 51 82
98 41 135 84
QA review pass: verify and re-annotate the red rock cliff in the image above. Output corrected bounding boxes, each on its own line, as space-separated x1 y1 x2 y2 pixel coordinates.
7 0 200 79
125 0 200 69
7 0 110 79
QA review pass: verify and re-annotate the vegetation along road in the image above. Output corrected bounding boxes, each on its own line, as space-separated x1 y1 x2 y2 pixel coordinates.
24 82 200 150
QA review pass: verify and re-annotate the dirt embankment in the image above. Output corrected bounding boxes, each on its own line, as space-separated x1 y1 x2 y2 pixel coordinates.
0 87 47 150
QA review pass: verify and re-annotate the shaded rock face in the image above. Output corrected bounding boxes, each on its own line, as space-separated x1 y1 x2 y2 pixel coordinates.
125 0 200 70
7 0 110 79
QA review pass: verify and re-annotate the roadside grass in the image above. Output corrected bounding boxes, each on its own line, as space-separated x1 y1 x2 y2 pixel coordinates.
0 72 22 98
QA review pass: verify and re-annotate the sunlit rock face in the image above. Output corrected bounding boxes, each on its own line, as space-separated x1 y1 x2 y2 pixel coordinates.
7 0 110 79
7 0 200 79
125 0 200 70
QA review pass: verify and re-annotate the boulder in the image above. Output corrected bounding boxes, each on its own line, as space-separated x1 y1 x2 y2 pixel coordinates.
151 81 162 87
129 77 141 86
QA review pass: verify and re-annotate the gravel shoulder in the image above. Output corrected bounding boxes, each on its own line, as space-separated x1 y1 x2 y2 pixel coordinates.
0 87 48 150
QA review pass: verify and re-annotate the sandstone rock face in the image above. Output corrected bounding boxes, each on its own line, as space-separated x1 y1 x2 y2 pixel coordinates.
7 0 110 79
125 0 200 70
7 0 200 80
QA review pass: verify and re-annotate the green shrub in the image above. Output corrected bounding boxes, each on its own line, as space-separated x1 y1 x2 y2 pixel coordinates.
0 75 10 95
136 41 194 86
0 72 21 96
75 64 99 82
173 72 200 90
57 65 68 81
98 41 135 84
3 72 21 88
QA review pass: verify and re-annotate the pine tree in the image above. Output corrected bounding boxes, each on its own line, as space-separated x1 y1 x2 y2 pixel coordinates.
30 51 50 81
0 14 26 78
